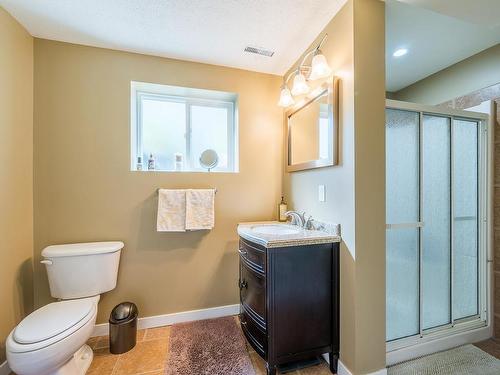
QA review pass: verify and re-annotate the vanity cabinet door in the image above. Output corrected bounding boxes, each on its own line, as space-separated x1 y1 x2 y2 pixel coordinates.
240 310 267 357
240 259 266 328
239 239 266 273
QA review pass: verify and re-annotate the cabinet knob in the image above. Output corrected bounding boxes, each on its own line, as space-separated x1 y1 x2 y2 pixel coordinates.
239 280 248 290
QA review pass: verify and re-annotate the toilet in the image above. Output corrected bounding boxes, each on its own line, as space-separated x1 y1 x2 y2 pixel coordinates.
6 241 124 375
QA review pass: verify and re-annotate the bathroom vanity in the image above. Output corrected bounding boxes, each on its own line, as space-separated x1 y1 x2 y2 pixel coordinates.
237 222 340 375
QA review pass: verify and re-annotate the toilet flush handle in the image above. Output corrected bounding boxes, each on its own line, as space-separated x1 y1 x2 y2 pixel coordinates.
40 259 53 265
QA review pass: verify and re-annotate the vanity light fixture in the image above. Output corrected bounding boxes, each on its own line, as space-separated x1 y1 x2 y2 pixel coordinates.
278 85 295 107
291 70 310 96
278 34 332 107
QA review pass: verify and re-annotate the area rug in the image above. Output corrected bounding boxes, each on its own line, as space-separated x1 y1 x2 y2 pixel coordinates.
165 316 256 375
387 344 500 375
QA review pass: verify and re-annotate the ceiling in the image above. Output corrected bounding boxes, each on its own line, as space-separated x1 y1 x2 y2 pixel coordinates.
386 0 500 92
0 0 347 76
398 0 500 28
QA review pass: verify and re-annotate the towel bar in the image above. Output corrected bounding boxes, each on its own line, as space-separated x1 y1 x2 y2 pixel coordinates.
157 188 217 194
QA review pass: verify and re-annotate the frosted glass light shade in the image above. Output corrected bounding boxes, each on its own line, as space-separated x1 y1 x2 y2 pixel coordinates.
291 73 309 96
278 87 294 107
309 53 332 80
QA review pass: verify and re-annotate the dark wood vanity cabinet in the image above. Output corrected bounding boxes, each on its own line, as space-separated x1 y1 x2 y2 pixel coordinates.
238 237 340 375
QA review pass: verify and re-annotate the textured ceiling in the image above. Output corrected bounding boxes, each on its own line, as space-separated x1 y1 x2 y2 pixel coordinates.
0 0 347 75
386 0 500 92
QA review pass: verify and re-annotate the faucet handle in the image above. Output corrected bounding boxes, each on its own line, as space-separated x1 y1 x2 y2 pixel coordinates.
304 215 313 229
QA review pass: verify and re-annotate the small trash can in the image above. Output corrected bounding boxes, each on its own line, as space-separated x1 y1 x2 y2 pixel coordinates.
109 302 138 354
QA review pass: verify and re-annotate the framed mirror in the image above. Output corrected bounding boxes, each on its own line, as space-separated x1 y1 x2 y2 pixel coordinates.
286 77 339 172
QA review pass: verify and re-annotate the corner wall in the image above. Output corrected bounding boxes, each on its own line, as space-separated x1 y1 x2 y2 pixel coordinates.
282 0 386 373
393 43 500 105
0 7 34 363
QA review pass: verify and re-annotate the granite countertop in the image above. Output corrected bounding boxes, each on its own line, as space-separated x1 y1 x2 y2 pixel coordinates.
237 221 341 248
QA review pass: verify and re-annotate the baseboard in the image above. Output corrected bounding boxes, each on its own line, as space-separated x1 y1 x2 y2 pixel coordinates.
322 353 387 375
0 360 11 375
92 303 240 337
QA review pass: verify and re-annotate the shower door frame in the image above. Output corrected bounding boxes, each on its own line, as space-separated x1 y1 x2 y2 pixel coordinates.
385 99 492 361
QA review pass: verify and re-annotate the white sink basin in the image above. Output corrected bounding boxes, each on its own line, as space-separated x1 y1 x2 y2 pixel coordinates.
250 224 301 236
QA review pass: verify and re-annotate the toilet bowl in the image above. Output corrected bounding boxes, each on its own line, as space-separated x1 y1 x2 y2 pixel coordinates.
7 241 124 375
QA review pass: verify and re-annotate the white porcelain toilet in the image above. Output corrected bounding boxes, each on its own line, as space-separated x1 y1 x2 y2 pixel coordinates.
7 241 124 375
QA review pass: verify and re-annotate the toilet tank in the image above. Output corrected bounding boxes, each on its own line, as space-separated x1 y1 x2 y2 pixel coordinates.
41 241 124 299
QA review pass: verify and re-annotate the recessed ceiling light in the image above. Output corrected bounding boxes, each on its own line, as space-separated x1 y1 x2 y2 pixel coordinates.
393 48 408 57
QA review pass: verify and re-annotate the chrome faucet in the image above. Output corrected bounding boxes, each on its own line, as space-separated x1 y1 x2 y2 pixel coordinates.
285 211 313 229
285 211 304 227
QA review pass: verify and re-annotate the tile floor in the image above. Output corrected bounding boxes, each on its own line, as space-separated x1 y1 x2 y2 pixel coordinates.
84 319 332 375
10 321 500 375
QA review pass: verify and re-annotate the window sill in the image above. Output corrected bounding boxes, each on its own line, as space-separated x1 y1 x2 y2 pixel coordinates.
131 169 238 174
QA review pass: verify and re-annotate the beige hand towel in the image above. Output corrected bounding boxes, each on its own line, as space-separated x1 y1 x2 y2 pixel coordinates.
185 189 215 230
157 189 186 232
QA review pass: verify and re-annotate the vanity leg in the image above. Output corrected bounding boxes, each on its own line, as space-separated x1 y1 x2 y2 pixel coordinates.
329 352 339 374
266 363 276 375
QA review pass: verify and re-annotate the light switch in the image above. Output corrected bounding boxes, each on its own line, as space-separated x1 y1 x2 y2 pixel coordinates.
318 185 326 202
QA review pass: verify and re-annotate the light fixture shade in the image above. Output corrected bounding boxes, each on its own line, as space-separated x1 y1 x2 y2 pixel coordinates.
278 86 294 107
291 72 309 96
309 53 332 80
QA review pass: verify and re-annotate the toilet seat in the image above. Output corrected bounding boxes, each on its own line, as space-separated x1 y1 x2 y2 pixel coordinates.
8 297 97 353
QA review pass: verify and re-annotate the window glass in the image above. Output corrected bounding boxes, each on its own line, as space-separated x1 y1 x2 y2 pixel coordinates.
132 82 237 172
190 105 230 170
141 98 186 171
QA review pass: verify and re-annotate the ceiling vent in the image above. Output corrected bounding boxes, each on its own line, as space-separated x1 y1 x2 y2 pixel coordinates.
244 46 274 57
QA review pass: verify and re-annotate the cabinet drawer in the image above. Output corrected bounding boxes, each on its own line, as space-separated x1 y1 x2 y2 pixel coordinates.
240 311 267 358
240 260 266 327
239 238 266 273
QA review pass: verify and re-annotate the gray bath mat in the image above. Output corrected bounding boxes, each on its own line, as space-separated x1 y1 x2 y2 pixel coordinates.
388 344 500 375
165 316 255 375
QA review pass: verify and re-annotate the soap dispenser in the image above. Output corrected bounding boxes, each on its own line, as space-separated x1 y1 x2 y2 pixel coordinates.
278 196 287 222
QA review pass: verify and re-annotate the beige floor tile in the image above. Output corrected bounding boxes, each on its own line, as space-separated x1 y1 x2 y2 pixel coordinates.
474 339 500 359
113 339 168 375
87 348 118 375
93 329 146 350
94 335 109 349
144 326 170 341
86 336 99 349
298 362 334 375
250 352 266 375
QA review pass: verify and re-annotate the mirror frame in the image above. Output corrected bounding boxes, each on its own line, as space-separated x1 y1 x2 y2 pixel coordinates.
286 77 339 172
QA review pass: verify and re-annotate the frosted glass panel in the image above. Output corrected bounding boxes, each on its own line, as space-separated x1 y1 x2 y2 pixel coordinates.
190 105 229 170
453 119 478 320
422 115 451 330
386 109 419 341
386 109 420 223
141 99 186 171
386 229 419 341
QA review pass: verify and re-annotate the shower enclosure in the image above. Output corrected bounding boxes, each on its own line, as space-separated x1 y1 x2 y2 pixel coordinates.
385 100 490 357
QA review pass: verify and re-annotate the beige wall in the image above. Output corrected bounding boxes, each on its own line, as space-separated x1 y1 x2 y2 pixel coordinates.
33 39 283 323
352 0 386 372
393 43 500 105
283 0 385 373
0 8 34 363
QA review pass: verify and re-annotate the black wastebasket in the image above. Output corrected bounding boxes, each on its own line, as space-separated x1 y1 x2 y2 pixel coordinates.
109 302 138 354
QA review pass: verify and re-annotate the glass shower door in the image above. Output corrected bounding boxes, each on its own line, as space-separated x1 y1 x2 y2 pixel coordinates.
386 109 420 341
386 103 484 346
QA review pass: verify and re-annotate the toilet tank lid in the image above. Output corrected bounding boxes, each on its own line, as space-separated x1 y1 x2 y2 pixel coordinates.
42 241 124 258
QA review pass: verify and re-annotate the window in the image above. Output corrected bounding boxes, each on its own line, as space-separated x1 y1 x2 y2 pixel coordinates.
131 81 238 172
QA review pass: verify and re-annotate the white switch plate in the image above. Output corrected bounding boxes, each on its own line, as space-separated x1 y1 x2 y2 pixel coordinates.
318 185 326 202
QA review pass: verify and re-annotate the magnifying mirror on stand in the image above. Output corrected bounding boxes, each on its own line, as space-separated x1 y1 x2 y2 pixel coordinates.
199 149 219 172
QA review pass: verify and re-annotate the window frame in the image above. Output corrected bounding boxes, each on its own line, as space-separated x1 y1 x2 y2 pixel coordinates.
131 82 237 173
